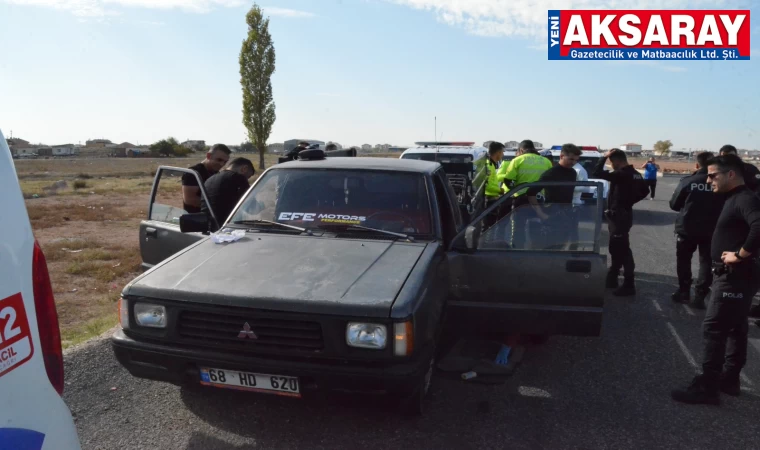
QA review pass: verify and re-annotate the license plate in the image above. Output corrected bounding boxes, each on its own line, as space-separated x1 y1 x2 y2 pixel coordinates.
199 367 301 398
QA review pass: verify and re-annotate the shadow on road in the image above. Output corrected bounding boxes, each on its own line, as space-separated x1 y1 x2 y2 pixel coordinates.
186 433 252 450
633 209 678 227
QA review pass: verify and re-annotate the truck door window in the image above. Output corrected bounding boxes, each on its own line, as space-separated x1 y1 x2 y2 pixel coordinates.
473 183 602 252
433 170 456 244
150 169 191 226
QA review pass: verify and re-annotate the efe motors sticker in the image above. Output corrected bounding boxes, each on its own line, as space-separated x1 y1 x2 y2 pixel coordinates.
0 293 34 378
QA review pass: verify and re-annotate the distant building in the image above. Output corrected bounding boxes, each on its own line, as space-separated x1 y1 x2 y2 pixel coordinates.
127 148 149 158
7 138 30 149
52 144 78 156
37 147 53 157
181 140 206 151
284 139 324 152
86 138 112 148
267 143 285 153
14 147 38 157
620 143 643 153
361 144 372 151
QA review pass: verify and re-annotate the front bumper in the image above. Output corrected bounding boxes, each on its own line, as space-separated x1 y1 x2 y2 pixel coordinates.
111 330 429 396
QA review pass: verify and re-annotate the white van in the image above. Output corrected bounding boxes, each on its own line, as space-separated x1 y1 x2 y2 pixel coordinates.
0 129 82 449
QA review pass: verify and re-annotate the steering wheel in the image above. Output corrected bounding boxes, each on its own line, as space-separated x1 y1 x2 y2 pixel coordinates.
366 211 417 231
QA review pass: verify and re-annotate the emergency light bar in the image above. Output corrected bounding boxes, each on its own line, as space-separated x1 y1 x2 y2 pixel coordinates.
550 145 600 151
414 141 476 147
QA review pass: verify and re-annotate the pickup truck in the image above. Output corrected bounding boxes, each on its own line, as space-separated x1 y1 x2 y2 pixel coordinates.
112 149 606 415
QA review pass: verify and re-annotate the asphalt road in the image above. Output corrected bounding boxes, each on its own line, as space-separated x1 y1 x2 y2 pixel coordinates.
63 176 760 450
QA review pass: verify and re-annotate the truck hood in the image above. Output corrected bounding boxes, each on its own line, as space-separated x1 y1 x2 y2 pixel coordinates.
123 234 427 317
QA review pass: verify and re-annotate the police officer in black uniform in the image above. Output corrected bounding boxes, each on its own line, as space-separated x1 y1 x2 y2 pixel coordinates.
669 151 726 309
719 144 760 192
672 154 760 405
592 148 647 297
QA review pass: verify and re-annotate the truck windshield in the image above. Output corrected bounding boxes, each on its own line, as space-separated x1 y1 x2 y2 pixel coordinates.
401 153 472 163
229 169 433 235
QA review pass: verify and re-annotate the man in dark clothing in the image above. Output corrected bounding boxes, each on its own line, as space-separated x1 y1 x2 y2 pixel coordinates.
182 144 231 213
284 141 310 160
530 144 582 250
672 154 760 405
592 149 647 296
719 144 760 192
669 151 726 309
201 157 256 230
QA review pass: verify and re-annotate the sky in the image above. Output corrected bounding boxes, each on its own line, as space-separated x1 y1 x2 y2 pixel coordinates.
0 0 758 151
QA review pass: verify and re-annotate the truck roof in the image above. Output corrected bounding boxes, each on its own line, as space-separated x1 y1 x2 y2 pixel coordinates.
275 156 440 174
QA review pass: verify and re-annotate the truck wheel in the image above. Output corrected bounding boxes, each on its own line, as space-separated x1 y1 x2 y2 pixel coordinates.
401 351 435 416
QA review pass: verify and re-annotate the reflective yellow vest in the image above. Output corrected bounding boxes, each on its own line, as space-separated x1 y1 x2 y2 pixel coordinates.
485 159 505 198
498 153 552 196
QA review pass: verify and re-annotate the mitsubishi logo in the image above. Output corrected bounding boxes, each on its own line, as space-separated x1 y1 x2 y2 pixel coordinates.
238 322 258 339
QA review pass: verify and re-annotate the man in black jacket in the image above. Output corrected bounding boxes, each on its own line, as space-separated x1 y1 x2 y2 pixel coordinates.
592 149 648 296
719 144 760 192
201 157 255 231
672 154 760 405
669 151 726 308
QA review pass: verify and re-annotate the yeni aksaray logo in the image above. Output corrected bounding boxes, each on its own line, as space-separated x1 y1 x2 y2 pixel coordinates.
547 10 750 60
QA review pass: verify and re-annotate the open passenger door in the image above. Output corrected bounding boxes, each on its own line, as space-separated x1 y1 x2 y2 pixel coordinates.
446 181 606 337
138 166 219 270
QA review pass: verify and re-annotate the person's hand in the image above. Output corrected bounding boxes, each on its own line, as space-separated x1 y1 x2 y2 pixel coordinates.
537 210 550 221
722 251 740 265
604 150 613 158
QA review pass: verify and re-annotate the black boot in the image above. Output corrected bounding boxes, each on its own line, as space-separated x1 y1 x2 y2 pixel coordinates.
613 281 636 297
671 375 720 405
671 289 690 304
605 271 619 289
690 288 708 310
720 372 741 397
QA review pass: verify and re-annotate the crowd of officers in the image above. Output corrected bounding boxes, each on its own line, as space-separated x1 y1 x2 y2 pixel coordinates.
483 141 760 406
180 140 760 406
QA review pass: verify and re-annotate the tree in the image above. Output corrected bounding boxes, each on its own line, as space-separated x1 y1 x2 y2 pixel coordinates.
240 3 276 170
149 137 186 157
240 141 255 153
654 140 673 156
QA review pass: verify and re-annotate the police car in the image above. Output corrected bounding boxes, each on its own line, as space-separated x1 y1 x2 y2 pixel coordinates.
399 142 488 220
0 129 82 449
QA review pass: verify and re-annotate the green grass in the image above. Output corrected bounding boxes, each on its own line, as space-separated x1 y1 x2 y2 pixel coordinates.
61 313 118 349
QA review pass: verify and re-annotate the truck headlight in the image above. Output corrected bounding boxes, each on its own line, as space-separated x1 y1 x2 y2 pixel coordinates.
118 298 129 330
346 323 387 349
134 303 167 328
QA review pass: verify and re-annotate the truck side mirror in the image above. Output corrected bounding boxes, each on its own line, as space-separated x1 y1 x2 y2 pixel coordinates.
180 213 210 234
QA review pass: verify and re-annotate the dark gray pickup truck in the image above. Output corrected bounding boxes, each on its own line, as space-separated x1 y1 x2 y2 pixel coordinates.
112 150 606 414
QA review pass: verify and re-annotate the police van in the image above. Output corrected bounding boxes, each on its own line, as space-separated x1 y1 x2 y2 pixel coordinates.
0 129 82 449
399 142 488 221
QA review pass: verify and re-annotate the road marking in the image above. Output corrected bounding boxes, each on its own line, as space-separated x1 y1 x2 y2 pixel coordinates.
667 322 697 368
682 304 696 316
651 298 663 312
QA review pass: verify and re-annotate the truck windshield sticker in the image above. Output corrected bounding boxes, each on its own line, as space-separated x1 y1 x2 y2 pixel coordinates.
278 212 367 225
0 293 35 379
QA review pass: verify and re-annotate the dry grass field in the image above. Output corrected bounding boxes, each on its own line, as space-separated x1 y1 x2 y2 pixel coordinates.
13 153 704 348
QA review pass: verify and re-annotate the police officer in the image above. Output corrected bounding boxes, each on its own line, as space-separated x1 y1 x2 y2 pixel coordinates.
672 154 760 405
719 144 760 192
592 149 646 297
498 140 552 248
482 141 506 232
669 151 726 309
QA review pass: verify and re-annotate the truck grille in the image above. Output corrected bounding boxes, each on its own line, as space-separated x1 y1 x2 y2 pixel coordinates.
177 310 324 353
